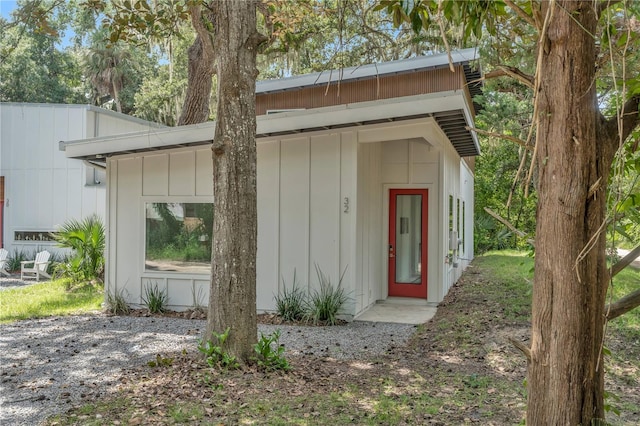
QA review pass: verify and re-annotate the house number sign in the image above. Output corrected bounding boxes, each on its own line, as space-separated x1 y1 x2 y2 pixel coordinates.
343 197 349 213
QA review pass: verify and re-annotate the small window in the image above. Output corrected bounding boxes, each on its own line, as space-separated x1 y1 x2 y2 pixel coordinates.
457 198 461 238
14 231 55 242
461 201 466 255
145 202 213 273
448 195 454 255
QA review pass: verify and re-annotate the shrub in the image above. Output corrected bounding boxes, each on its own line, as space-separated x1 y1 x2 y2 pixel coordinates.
304 265 348 326
274 270 307 322
253 330 290 372
198 327 239 370
142 282 168 314
51 215 105 282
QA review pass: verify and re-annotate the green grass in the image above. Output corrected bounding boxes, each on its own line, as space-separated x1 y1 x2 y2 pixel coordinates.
0 279 103 323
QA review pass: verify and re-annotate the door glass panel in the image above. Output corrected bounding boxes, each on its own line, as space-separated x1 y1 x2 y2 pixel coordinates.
395 194 422 284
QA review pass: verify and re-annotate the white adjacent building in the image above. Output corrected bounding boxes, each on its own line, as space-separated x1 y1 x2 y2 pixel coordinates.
0 103 162 256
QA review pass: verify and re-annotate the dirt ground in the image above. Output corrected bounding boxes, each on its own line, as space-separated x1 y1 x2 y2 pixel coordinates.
47 258 639 425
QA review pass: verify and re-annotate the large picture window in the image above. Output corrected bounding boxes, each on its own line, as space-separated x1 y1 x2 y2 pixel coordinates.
145 203 213 273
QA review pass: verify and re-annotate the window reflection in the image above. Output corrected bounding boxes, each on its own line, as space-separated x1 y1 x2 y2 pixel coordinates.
145 203 213 273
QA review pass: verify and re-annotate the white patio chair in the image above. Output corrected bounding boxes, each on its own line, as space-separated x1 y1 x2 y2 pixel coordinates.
0 248 9 277
20 250 51 281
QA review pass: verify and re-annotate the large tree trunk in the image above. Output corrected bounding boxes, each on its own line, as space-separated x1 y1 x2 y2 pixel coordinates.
205 0 261 363
527 2 616 423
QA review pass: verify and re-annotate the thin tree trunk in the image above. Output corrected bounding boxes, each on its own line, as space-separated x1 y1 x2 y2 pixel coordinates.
527 2 612 423
205 0 263 363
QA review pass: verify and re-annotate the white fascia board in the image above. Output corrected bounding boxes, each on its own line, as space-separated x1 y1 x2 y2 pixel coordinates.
62 91 473 159
86 105 167 128
0 102 164 128
62 121 216 159
256 91 470 134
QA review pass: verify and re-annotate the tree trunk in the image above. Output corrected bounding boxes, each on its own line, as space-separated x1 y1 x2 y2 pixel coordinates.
527 2 615 423
177 5 215 126
205 0 261 363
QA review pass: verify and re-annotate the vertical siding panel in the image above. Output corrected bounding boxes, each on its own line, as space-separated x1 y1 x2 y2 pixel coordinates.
37 169 53 228
106 159 118 298
169 151 195 196
339 132 357 316
66 168 82 222
52 169 67 227
279 137 310 291
368 143 382 304
309 133 339 280
143 154 169 196
53 108 70 169
116 157 143 304
256 140 280 311
195 148 213 196
355 143 369 312
37 107 54 171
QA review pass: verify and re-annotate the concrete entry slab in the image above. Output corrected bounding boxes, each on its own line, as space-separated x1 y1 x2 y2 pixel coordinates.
354 298 438 325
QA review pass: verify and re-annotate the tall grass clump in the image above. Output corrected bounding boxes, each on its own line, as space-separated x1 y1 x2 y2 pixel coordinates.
305 265 348 326
7 248 32 272
274 270 307 322
105 287 131 315
142 282 168 313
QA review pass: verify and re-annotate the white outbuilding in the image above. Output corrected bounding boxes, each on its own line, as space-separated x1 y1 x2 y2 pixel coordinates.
61 49 481 319
0 103 162 257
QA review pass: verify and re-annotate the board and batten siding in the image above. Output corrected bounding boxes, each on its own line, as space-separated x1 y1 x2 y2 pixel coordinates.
355 136 443 308
441 133 475 294
107 133 358 314
107 148 213 309
1 105 94 254
258 132 356 315
104 117 471 315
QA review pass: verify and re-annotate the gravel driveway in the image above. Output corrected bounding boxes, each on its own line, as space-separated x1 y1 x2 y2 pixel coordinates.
0 313 415 425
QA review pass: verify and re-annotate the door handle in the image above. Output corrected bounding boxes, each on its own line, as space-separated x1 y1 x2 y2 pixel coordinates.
389 244 395 258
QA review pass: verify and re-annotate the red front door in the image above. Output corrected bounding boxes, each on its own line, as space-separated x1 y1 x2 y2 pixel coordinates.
388 189 428 298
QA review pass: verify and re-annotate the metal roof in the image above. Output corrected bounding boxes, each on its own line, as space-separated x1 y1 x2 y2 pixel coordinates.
62 91 480 160
256 48 480 94
62 50 483 159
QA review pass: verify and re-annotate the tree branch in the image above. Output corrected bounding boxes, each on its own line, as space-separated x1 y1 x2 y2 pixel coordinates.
602 94 640 153
190 2 215 57
503 0 538 29
606 288 640 321
605 244 640 320
466 126 533 150
507 336 531 362
484 65 534 89
484 207 535 246
611 244 640 277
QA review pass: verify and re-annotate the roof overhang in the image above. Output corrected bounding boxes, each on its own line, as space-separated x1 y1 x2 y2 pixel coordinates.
61 91 480 160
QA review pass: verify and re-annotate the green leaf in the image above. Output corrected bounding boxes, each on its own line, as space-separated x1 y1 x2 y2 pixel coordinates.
411 12 423 34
